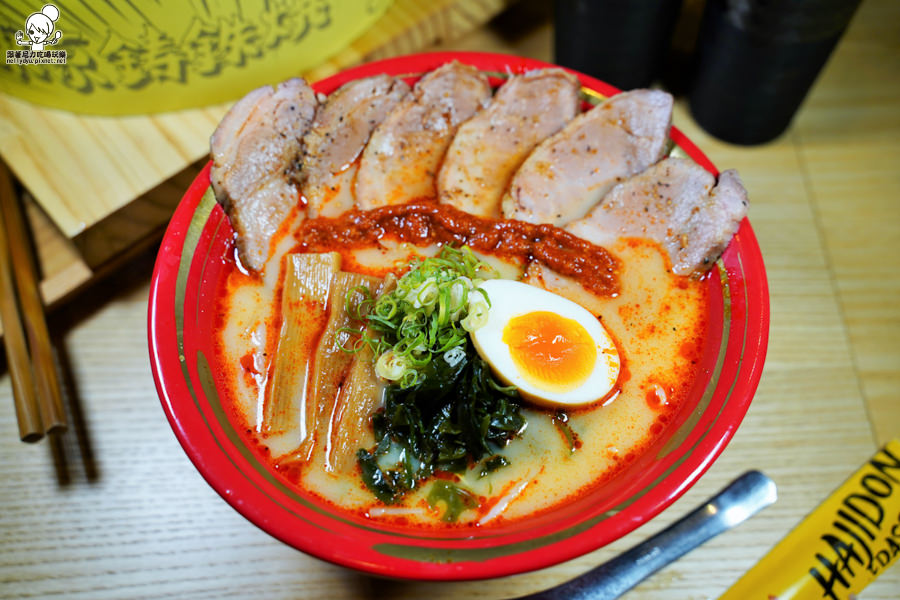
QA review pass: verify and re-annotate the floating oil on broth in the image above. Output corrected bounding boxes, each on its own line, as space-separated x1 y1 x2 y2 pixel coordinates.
213 212 709 527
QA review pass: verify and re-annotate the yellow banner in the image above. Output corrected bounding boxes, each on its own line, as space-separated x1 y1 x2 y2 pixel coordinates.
1 0 392 115
721 439 900 599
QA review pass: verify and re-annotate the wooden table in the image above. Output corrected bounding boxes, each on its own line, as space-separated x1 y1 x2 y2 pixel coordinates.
1 1 898 598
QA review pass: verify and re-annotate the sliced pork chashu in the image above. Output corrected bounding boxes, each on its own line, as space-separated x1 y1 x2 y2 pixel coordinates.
355 61 492 210
302 75 410 218
210 78 318 271
437 68 580 218
502 89 672 227
565 157 749 276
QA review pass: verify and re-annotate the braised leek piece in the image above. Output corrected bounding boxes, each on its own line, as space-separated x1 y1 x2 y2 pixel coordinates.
326 277 397 473
300 270 382 461
264 252 340 436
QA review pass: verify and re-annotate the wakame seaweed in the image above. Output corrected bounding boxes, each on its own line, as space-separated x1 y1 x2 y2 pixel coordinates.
427 481 479 522
478 455 511 478
552 410 579 455
357 341 525 505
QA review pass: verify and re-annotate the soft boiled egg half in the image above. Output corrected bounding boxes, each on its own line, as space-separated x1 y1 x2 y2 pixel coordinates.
470 279 621 408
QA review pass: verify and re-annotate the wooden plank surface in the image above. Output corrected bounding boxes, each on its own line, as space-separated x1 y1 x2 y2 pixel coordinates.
790 3 900 448
1 1 899 598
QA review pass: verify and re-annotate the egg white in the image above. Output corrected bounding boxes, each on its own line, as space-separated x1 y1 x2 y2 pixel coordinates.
470 279 620 408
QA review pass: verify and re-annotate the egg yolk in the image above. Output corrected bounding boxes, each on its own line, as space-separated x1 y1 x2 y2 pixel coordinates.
502 311 597 393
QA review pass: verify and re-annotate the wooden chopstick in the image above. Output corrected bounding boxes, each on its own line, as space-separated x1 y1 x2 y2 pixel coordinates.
0 161 67 440
0 169 43 441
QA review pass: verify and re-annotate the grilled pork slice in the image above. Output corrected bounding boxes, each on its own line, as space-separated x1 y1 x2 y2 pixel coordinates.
356 61 492 210
437 68 580 218
502 89 672 227
302 75 410 218
210 78 318 271
565 157 749 276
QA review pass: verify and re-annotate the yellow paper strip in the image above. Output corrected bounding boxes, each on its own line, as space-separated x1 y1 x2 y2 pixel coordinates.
720 439 900 599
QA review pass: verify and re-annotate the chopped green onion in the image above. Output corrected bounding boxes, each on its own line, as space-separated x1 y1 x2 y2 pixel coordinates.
375 350 409 382
345 245 497 389
461 288 489 332
443 346 466 367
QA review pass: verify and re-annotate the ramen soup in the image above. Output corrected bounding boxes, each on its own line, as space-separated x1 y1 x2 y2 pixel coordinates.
213 201 709 527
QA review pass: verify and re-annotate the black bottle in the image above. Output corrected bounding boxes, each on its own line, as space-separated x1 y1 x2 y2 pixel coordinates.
554 0 684 90
689 0 862 145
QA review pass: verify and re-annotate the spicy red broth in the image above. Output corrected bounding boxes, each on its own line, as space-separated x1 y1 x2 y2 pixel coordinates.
212 204 709 527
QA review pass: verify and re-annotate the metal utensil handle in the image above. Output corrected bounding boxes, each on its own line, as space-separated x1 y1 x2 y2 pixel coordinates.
513 470 777 600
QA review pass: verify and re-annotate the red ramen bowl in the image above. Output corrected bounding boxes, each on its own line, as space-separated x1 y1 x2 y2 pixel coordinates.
148 52 769 581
